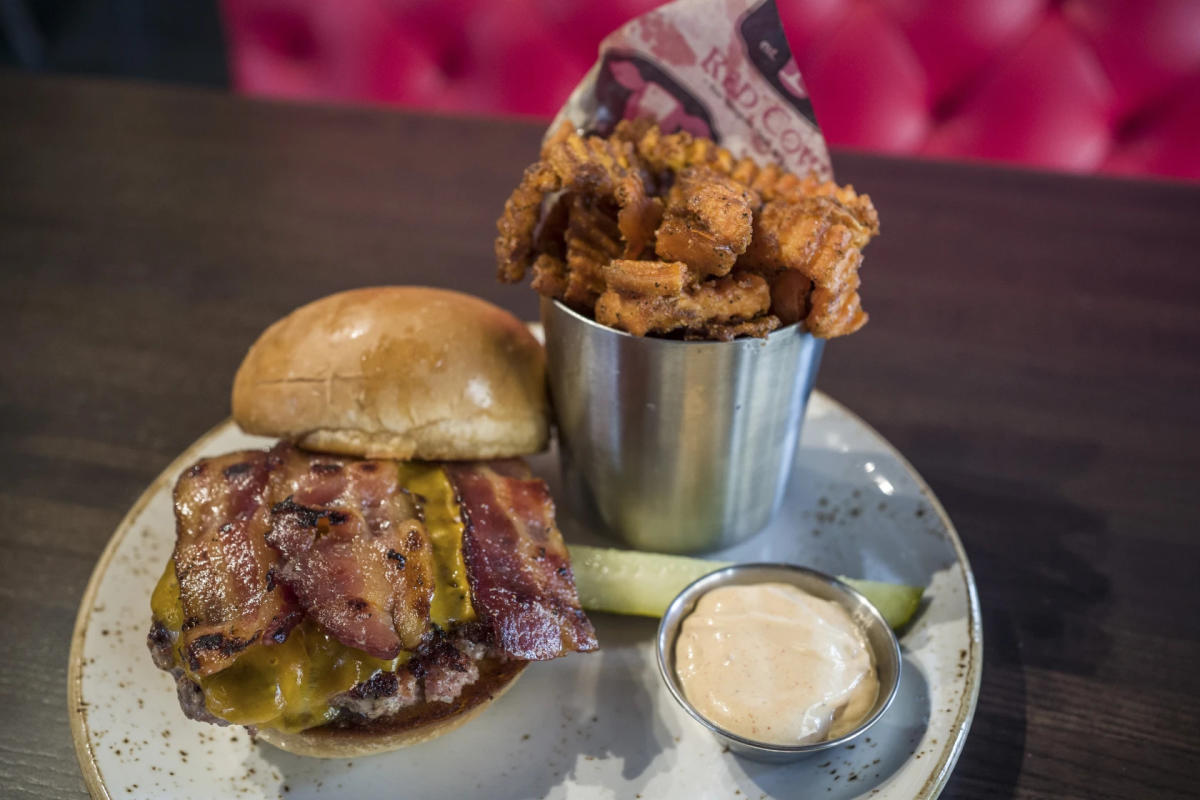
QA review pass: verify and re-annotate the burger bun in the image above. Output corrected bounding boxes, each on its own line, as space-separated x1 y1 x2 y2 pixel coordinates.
232 287 549 460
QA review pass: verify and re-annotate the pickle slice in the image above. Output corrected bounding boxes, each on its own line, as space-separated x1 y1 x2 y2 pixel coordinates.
839 577 924 632
566 545 923 630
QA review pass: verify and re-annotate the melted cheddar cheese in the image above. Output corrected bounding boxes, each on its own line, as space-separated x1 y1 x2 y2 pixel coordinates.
151 463 470 733
398 462 475 629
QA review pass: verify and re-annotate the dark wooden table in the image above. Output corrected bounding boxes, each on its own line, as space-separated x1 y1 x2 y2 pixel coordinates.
3 71 1198 799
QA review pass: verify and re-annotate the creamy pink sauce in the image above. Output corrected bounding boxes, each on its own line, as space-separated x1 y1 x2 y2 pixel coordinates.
674 582 878 745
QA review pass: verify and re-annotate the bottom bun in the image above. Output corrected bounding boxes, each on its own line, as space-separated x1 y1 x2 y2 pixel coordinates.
255 659 527 758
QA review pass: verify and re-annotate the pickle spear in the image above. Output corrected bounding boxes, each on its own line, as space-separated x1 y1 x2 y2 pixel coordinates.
566 545 923 630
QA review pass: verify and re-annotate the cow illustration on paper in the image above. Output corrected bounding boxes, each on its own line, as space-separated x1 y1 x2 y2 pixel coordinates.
738 0 818 126
589 52 715 139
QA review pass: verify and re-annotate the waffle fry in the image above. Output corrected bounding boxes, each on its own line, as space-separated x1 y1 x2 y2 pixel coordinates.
602 259 690 296
691 316 782 341
495 122 878 339
654 167 757 278
495 162 561 283
594 272 770 337
807 272 868 338
768 269 813 328
543 127 659 259
744 199 869 289
624 122 878 232
560 196 624 309
530 253 569 299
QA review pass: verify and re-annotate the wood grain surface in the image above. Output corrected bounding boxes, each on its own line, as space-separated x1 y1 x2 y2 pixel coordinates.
2 72 1199 799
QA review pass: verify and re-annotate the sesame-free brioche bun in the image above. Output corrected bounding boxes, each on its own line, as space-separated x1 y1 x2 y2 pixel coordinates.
254 659 526 758
232 287 549 460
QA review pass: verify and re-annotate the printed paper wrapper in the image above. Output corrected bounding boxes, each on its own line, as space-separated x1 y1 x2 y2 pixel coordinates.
550 0 832 180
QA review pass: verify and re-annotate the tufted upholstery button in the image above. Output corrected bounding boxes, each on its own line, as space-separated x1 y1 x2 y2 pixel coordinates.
1063 0 1200 116
774 0 853 61
244 7 317 60
221 0 1200 180
792 3 931 153
459 0 593 116
922 17 1115 172
1104 74 1200 178
868 0 1046 101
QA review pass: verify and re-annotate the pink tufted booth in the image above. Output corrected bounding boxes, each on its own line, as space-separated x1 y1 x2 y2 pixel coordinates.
221 0 1200 180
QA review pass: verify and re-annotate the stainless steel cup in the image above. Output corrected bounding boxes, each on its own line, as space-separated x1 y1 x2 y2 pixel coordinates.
542 298 824 553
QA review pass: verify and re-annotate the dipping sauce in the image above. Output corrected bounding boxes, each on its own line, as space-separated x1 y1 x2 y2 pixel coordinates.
674 583 879 745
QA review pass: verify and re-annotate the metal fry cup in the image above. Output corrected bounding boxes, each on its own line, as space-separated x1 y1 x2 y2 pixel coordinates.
542 298 824 553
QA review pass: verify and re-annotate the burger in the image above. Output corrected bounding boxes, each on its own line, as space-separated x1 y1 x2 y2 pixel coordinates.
147 287 598 758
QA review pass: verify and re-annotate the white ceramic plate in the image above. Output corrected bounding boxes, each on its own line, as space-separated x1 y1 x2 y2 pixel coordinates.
69 391 981 799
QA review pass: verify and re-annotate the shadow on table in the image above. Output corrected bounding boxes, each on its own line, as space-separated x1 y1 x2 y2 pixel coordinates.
943 607 1028 799
922 457 1113 798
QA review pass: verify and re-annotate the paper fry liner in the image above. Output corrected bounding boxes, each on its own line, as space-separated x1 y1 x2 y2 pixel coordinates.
550 0 832 180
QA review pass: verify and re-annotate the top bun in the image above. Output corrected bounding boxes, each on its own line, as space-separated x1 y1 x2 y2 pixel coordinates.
232 287 549 460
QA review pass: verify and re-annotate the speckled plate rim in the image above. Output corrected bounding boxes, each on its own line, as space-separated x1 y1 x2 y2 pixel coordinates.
67 392 983 800
68 416 235 800
818 392 983 798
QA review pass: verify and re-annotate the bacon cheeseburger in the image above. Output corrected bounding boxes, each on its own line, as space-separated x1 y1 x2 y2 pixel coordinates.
147 287 598 757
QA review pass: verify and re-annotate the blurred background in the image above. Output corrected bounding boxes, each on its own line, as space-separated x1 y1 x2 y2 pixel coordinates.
2 0 1198 180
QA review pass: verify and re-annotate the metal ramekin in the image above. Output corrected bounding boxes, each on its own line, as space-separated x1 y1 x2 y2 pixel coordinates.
542 298 824 554
656 563 902 763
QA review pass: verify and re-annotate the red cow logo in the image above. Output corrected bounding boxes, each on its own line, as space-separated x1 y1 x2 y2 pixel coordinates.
609 59 711 138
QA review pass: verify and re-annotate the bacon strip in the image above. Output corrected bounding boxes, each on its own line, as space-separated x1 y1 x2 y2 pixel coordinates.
446 461 598 660
265 459 434 659
173 444 434 670
172 447 305 676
